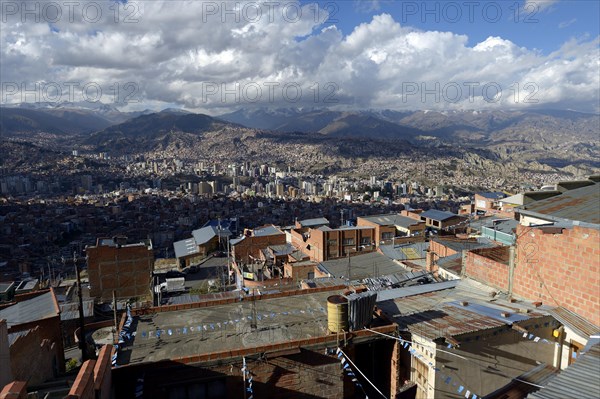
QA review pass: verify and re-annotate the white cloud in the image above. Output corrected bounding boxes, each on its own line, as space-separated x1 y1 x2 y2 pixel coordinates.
559 18 577 29
1 1 598 113
524 0 559 12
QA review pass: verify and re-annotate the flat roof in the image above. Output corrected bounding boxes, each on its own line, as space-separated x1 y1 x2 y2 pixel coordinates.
359 214 423 228
420 209 462 222
123 290 339 365
298 217 329 227
318 251 406 280
253 225 283 237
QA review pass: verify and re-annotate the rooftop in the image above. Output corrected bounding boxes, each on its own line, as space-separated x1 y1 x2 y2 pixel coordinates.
253 225 284 237
379 242 429 261
518 182 599 228
0 290 59 328
476 192 506 200
377 279 549 340
431 236 496 253
318 251 407 280
359 214 423 228
298 217 329 227
122 290 338 365
191 225 231 246
547 307 600 339
173 238 199 259
60 299 94 321
420 209 462 222
528 343 600 399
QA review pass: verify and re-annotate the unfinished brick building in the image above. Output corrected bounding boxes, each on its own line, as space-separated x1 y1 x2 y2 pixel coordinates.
86 237 154 303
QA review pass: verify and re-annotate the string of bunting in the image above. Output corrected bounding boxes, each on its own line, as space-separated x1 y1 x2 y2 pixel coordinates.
242 357 254 399
140 306 326 339
336 347 390 398
336 348 367 397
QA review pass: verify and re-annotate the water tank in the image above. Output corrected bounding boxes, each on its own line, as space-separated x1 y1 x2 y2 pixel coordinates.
327 295 349 333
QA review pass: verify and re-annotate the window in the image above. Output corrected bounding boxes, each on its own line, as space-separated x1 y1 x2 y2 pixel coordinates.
360 237 372 245
327 239 337 246
381 232 394 240
569 340 584 365
343 238 354 246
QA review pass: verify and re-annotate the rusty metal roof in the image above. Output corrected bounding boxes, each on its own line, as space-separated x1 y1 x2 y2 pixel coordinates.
519 183 599 227
548 307 600 338
394 305 507 340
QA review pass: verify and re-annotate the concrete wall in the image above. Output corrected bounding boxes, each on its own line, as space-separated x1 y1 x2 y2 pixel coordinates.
87 243 154 302
514 225 600 326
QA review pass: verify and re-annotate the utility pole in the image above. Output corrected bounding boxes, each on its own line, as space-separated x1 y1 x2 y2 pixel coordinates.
347 251 351 281
112 290 118 343
75 252 88 361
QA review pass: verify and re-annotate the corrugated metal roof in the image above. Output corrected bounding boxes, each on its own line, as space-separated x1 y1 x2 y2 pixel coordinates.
420 209 461 221
393 304 507 340
173 238 199 259
375 280 458 302
191 226 218 245
548 307 600 338
527 343 600 399
0 291 58 328
485 364 558 399
519 183 599 227
60 299 94 321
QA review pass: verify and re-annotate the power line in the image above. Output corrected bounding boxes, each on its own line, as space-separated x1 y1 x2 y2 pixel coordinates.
337 347 388 399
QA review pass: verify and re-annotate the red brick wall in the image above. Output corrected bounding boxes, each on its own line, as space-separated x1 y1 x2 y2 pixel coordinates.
66 359 96 399
429 240 458 258
514 225 600 326
87 244 154 301
464 249 510 292
8 316 65 377
9 326 61 386
0 381 26 399
232 233 286 262
94 345 113 399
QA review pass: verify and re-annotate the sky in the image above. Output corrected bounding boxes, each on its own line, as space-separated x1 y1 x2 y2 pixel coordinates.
0 0 599 113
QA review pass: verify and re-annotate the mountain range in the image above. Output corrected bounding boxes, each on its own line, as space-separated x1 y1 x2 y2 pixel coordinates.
1 103 598 175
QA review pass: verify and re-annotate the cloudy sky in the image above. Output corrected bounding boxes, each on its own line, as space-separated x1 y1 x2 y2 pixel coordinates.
1 0 598 113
